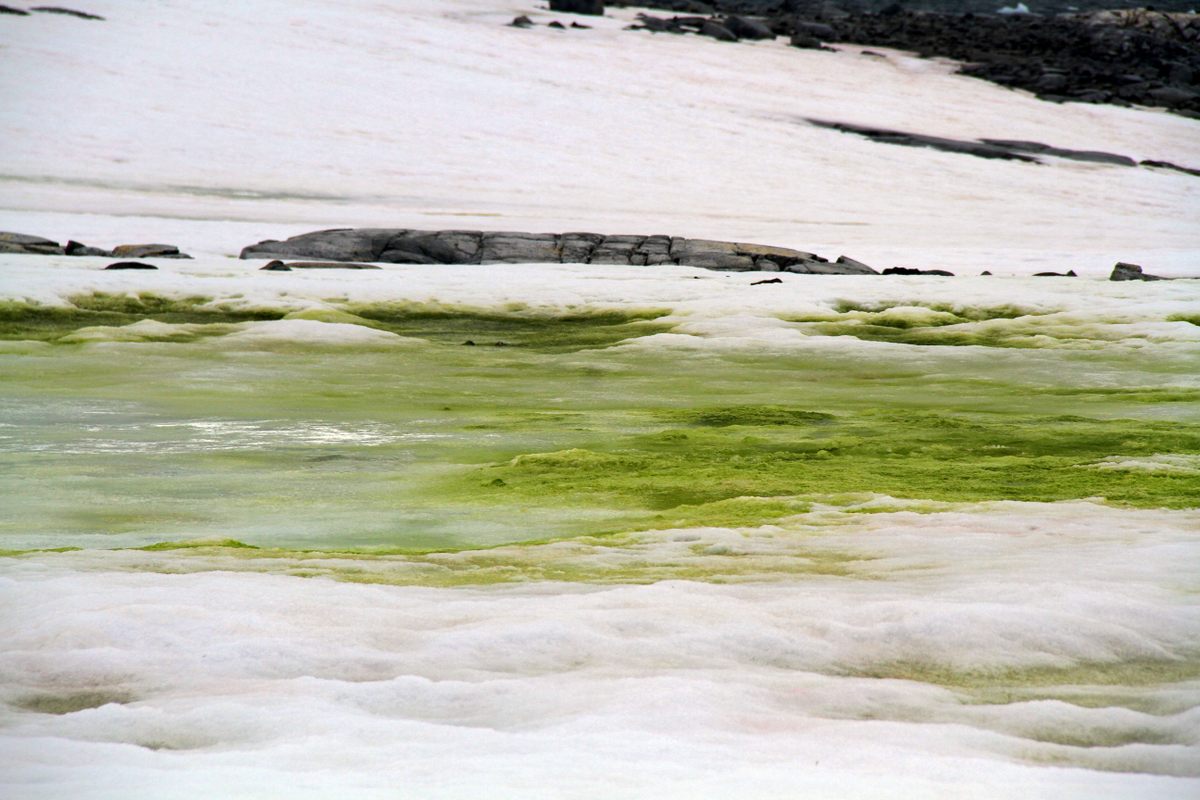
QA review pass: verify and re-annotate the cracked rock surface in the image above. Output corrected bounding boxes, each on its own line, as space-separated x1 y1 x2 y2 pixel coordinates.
239 229 880 274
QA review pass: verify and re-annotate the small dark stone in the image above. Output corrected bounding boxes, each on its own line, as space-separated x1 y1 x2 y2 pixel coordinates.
463 340 476 346
510 15 533 28
980 270 993 275
751 277 783 285
1033 270 1077 277
493 341 509 347
548 21 565 29
260 260 291 271
104 261 157 270
570 21 591 29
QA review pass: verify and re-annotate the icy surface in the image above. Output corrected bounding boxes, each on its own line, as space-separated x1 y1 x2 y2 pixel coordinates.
1 1 1198 796
0 0 1197 275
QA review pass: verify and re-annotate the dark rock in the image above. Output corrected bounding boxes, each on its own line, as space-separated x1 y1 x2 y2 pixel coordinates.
789 32 823 48
981 139 1137 166
1033 270 1078 276
110 243 191 259
634 235 674 265
571 21 592 28
510 15 533 27
30 6 103 19
590 235 646 265
559 232 604 263
261 260 292 271
64 240 111 256
463 340 476 346
671 238 754 270
883 267 955 276
794 20 837 40
700 20 738 40
980 270 993 275
479 232 560 263
1110 262 1167 281
831 255 879 275
240 228 403 261
0 231 64 254
751 277 783 285
548 20 566 29
0 5 30 15
1140 159 1200 177
104 261 157 270
723 15 774 39
549 0 604 14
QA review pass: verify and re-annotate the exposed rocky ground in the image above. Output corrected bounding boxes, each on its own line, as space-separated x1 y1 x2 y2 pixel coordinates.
0 232 190 258
807 119 1200 174
618 4 1200 117
0 229 1176 279
240 229 880 274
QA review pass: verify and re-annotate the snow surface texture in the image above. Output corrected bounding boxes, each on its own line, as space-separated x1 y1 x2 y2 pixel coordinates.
1 1 1199 797
0 0 1197 275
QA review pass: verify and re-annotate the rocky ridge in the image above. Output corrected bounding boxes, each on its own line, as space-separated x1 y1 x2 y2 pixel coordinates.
618 5 1200 117
240 229 880 274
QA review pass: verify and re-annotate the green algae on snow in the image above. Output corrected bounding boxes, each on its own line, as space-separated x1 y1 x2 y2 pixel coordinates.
0 294 674 352
1 293 1197 551
456 408 1200 517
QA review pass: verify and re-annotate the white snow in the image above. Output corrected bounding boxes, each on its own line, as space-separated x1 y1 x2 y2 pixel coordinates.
1 1 1198 797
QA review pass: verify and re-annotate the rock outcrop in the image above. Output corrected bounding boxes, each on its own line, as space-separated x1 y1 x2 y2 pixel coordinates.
1110 262 1167 281
549 0 605 15
625 4 1200 118
240 229 881 274
0 231 191 258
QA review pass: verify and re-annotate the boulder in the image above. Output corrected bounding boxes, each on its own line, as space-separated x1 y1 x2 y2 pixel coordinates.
1033 270 1077 277
104 261 157 270
65 240 112 257
240 228 403 261
549 0 604 15
111 243 191 259
510 15 533 28
1110 262 1166 281
261 260 292 271
0 231 64 255
831 255 879 274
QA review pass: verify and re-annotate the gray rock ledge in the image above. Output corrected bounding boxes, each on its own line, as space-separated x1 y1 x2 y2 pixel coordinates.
239 229 880 274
